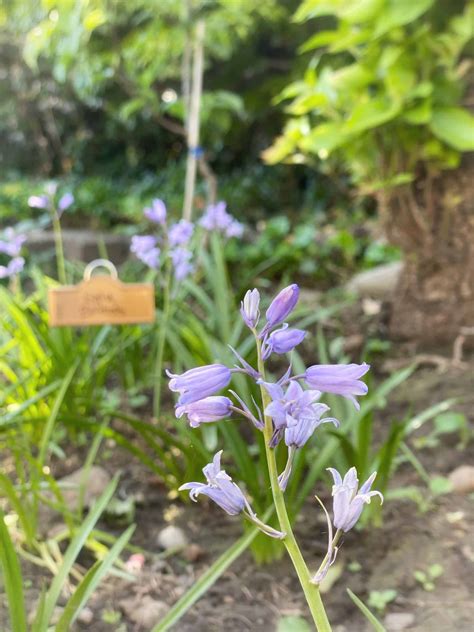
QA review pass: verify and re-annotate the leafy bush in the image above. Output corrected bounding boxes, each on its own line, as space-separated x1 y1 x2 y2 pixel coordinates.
265 0 474 189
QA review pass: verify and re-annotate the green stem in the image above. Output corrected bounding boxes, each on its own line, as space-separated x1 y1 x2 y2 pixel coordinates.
153 267 172 419
255 334 332 632
52 213 66 284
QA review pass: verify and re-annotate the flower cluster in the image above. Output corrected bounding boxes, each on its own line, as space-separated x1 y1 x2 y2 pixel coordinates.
0 227 26 279
130 199 195 282
199 201 244 239
28 183 74 218
168 283 381 552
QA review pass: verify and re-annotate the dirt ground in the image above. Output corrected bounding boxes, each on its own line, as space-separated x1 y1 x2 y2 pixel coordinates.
1 359 473 632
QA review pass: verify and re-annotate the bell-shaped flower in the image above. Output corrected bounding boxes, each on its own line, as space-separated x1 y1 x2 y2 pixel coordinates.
167 363 232 405
58 192 74 215
284 403 338 449
170 247 193 281
0 256 25 279
130 235 160 269
28 194 50 210
168 220 194 247
328 467 383 532
179 451 285 538
304 363 370 410
263 324 306 358
176 396 232 428
261 284 299 336
144 198 167 224
0 228 27 257
240 288 260 329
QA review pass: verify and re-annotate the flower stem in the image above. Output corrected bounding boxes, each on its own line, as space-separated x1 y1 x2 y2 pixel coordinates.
153 267 172 419
255 334 332 632
52 213 66 284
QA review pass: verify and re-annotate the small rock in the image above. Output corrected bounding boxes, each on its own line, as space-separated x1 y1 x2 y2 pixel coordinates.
448 465 474 493
77 607 94 624
384 612 415 631
157 525 188 550
347 261 403 299
183 543 205 562
59 465 111 511
120 595 167 627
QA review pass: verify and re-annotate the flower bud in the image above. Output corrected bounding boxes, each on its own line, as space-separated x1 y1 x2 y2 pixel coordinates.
240 288 260 329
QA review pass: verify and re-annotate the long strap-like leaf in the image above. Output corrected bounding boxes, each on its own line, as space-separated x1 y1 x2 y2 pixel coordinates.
0 509 27 632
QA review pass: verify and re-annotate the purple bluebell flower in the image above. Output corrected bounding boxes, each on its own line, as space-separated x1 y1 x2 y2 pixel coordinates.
130 235 160 268
0 257 25 279
167 363 232 405
200 201 244 239
328 467 383 532
261 284 300 336
225 220 244 239
263 324 306 358
176 396 232 428
168 220 194 247
0 229 27 257
58 192 74 215
240 288 260 329
199 201 230 231
144 199 167 225
304 363 370 410
28 195 50 210
170 247 194 281
179 452 285 538
262 380 338 449
179 451 247 515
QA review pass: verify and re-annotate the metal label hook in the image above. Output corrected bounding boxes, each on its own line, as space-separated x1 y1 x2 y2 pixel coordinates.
83 259 118 281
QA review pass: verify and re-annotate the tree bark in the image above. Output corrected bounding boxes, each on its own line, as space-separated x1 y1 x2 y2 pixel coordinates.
382 156 474 346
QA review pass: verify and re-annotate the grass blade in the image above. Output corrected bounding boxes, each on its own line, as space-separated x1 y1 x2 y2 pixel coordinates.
0 509 27 632
347 588 386 631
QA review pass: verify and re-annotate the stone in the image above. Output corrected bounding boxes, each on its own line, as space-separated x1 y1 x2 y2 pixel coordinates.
58 465 111 511
157 525 188 550
346 261 403 299
120 595 167 627
77 607 94 624
384 612 416 631
448 465 474 493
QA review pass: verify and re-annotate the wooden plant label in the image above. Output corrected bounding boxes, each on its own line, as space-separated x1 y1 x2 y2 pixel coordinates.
48 259 155 327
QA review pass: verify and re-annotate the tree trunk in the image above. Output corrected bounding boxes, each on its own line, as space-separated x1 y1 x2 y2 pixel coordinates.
381 156 474 346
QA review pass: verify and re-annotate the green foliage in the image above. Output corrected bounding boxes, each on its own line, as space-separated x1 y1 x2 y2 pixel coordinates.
265 0 474 190
347 588 387 632
368 589 397 614
413 563 444 591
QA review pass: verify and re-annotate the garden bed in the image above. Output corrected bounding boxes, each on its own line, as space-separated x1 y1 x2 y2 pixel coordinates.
2 360 472 632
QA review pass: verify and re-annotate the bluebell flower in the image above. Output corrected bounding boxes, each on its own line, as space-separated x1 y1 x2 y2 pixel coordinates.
144 199 167 225
328 467 383 532
0 256 25 279
263 324 306 358
58 192 74 215
261 284 300 336
0 228 27 257
262 380 338 448
170 247 194 281
176 396 232 428
130 235 160 269
168 220 194 247
240 288 260 329
200 201 244 239
179 451 247 515
167 363 232 405
28 195 50 210
304 363 370 410
179 451 285 538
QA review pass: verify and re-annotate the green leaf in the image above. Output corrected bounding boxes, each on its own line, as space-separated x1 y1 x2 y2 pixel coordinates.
372 0 435 38
433 411 467 435
32 477 119 631
55 524 135 631
0 510 27 632
429 107 474 151
347 588 387 631
277 615 312 632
